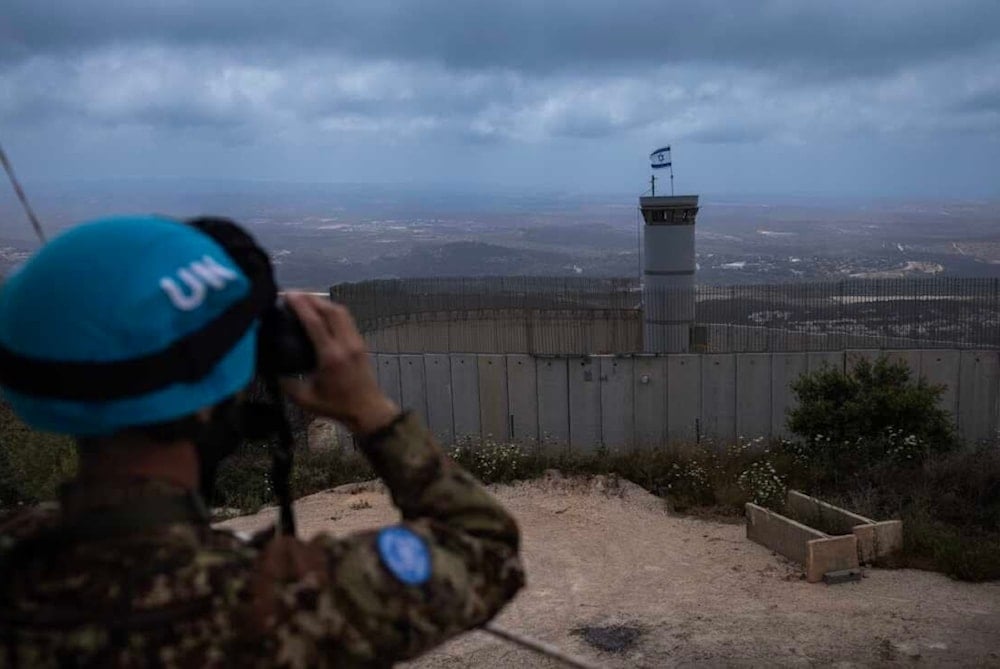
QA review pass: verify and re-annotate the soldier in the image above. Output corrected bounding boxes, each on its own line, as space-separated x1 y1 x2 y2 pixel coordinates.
0 215 524 667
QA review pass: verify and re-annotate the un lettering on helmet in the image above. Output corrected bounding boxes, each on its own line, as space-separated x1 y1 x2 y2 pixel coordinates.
160 255 240 311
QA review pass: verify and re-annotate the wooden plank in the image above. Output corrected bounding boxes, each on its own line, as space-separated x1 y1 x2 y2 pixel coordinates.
920 350 961 421
786 490 875 535
600 356 634 453
736 353 771 441
746 503 825 567
376 354 402 405
506 354 539 445
771 353 807 439
568 357 602 452
634 355 668 449
701 354 736 444
667 355 701 443
450 354 481 439
424 354 454 446
478 355 509 441
537 357 570 450
398 354 428 424
958 351 1000 444
806 536 859 584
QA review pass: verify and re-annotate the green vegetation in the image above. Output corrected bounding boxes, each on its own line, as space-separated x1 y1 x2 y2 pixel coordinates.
2 354 998 581
778 355 998 581
824 447 1000 582
0 402 77 507
212 444 373 513
787 355 956 473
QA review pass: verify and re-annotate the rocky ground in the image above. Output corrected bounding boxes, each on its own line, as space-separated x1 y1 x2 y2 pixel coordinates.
219 473 1000 668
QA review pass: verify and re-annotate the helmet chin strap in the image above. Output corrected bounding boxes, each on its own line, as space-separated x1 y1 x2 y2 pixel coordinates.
195 384 297 537
195 398 246 505
262 373 297 536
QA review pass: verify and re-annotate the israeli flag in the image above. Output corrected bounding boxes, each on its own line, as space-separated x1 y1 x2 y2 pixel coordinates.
650 146 671 169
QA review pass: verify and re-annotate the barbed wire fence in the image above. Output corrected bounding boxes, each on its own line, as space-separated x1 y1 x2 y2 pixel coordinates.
330 277 1000 353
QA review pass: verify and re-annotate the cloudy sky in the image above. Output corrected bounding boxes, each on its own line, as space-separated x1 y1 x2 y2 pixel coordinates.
2 1 998 198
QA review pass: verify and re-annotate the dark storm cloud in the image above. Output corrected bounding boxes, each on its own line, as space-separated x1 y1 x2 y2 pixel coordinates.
957 88 1000 114
0 1 997 196
3 0 999 79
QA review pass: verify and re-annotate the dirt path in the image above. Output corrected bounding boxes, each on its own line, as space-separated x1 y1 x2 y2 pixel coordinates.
219 473 1000 667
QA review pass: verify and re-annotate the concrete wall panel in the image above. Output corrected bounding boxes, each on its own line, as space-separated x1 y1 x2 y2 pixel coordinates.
737 353 772 440
478 355 510 440
600 356 635 452
375 349 988 450
537 358 570 449
845 349 879 371
771 353 808 438
376 354 402 405
507 354 539 444
569 357 602 452
701 354 737 443
959 351 1000 444
398 354 428 424
667 355 701 442
920 350 961 420
808 351 844 373
450 355 481 439
634 356 668 449
424 354 454 445
885 350 922 378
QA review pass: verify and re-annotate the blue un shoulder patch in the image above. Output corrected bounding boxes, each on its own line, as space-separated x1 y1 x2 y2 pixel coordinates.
376 526 431 586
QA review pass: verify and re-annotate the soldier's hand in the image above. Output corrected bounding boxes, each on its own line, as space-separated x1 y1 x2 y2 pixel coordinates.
282 293 400 436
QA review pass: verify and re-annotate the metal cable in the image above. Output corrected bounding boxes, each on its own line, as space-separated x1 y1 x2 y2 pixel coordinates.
0 142 46 244
483 622 603 669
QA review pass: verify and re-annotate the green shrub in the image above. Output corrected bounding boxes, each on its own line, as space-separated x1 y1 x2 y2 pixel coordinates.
212 443 373 513
787 355 955 472
0 402 77 506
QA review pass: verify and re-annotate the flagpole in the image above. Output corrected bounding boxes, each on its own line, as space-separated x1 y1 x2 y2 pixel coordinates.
669 147 674 195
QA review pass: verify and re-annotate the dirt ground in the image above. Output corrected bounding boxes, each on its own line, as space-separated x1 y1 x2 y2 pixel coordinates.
219 473 1000 668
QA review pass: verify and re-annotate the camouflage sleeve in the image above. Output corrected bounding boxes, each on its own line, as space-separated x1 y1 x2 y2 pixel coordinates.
0 502 59 551
251 411 524 666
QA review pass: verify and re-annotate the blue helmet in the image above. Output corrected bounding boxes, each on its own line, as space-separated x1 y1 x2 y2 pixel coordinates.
0 215 260 436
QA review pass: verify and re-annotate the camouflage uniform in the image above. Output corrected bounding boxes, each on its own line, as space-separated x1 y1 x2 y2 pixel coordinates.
0 412 524 667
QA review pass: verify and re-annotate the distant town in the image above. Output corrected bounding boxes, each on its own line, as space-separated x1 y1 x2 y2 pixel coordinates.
1 182 998 290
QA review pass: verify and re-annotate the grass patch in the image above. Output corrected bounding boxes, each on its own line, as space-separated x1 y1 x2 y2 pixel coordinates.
822 447 1000 582
447 435 1000 582
0 402 77 507
212 444 373 513
2 398 997 582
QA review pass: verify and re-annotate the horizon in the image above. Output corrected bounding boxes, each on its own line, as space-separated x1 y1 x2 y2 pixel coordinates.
8 176 1000 206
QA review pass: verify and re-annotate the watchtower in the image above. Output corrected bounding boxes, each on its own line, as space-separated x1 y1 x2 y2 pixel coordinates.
640 194 699 352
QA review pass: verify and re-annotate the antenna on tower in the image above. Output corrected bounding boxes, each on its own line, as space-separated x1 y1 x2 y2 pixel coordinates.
649 145 673 196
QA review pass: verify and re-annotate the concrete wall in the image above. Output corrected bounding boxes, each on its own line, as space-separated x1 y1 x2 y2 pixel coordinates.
372 349 1000 449
363 312 971 356
701 324 965 353
362 308 642 355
